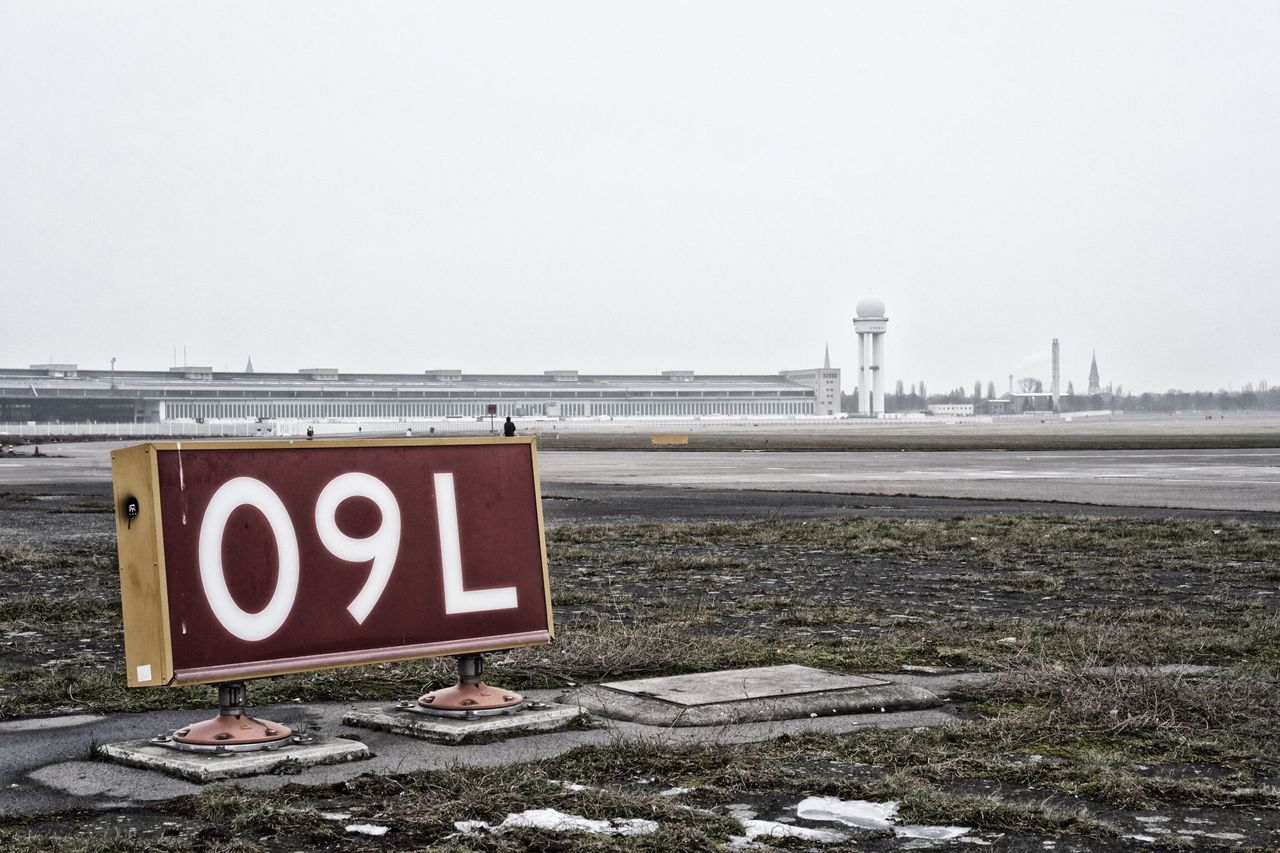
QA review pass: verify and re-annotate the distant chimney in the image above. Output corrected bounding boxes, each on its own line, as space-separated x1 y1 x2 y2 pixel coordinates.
1051 339 1060 411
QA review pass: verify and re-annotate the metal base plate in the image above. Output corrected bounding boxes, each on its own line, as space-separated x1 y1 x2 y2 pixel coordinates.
157 713 294 753
398 698 525 719
415 680 524 718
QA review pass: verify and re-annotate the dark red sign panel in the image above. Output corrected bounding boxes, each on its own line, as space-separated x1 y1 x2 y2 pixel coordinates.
136 439 551 684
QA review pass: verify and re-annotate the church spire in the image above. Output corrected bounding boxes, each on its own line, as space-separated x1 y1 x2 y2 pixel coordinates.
244 356 255 374
823 343 831 370
1087 350 1100 394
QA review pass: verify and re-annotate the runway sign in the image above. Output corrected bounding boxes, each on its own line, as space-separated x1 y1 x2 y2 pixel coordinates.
111 437 552 686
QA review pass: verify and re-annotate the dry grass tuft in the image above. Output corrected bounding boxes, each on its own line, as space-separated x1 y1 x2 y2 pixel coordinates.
977 665 1280 739
499 611 743 685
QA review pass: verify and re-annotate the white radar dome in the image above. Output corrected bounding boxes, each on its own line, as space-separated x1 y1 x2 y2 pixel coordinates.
855 296 886 318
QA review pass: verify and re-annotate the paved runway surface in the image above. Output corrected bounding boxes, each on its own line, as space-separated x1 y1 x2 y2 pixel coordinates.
538 449 1280 512
3 442 1280 512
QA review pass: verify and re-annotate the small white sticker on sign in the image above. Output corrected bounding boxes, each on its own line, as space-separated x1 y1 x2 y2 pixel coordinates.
136 664 152 682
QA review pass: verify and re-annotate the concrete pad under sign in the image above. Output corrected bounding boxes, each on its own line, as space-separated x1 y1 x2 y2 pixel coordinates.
564 665 941 727
343 701 584 744
96 737 369 784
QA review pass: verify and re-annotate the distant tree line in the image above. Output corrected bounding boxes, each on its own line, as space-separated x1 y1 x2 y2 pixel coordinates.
1118 384 1280 413
842 380 1279 414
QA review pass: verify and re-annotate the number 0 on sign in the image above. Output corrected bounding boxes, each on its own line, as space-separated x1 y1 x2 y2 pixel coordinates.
111 437 553 687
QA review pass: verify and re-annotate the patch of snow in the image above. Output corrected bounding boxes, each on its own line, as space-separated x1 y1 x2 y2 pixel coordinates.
796 796 899 830
456 808 658 837
321 812 352 821
1136 815 1172 824
1123 835 1157 843
795 796 970 840
345 824 388 836
659 786 690 796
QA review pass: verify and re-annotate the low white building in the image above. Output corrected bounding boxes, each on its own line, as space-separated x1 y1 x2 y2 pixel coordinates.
0 364 828 423
928 403 975 417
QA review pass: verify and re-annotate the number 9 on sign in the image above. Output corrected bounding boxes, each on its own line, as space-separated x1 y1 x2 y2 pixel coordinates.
315 472 400 624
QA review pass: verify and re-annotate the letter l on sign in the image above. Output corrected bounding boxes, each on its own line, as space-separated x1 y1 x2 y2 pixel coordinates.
434 472 518 614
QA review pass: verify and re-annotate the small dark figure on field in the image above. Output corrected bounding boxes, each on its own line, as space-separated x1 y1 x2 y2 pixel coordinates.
503 416 516 437
306 426 314 440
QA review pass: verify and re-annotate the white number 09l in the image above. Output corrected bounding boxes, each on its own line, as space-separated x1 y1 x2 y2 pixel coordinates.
196 472 518 642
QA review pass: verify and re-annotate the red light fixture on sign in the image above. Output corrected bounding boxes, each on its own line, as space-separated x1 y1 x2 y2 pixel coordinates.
112 437 553 687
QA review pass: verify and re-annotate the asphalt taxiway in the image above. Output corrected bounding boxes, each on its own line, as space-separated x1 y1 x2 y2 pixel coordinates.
4 442 1280 513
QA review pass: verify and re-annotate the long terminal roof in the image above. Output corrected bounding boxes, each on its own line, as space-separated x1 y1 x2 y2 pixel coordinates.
0 367 815 396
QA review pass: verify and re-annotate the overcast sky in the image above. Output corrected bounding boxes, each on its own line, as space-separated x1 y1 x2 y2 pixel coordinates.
2 2 1276 394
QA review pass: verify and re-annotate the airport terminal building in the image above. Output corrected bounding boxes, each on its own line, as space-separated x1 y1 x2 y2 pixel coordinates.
0 363 836 423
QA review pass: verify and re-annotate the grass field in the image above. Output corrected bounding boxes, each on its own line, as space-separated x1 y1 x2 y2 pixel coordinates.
1 504 1277 849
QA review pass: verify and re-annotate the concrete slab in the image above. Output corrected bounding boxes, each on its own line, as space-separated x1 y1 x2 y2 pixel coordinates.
342 702 585 744
602 665 889 705
96 736 369 783
564 665 941 727
5 687 964 817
